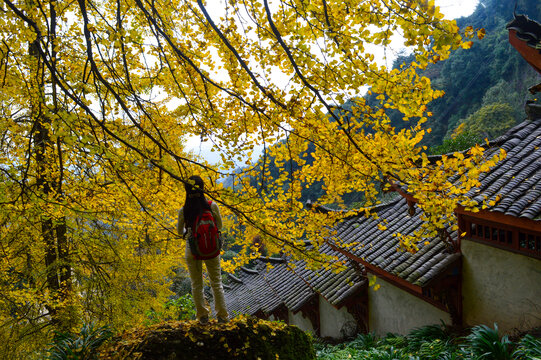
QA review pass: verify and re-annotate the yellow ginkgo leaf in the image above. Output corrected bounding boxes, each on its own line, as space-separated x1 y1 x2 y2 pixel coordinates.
461 41 474 49
477 28 486 39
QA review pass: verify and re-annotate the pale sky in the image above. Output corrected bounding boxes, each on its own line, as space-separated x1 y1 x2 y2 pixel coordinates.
437 0 480 19
187 0 481 166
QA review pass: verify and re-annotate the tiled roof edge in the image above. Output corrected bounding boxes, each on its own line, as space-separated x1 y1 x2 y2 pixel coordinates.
307 195 403 221
333 281 365 307
424 118 539 163
228 274 243 284
240 266 259 275
257 256 286 264
506 14 541 48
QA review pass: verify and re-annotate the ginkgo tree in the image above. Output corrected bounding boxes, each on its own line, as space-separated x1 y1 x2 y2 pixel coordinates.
0 0 503 354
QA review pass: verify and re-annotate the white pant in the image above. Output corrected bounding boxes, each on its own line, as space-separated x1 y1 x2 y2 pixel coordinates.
185 245 229 320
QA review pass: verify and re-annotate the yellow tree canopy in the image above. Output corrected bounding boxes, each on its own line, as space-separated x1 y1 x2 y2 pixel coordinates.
0 0 502 353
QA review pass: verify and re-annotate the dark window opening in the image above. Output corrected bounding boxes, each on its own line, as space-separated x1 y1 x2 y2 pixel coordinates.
519 232 527 249
465 219 540 259
499 230 506 243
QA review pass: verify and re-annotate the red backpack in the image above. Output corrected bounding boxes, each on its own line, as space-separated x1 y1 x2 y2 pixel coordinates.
188 201 222 260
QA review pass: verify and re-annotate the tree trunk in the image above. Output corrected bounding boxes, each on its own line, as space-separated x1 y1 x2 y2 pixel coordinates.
29 1 71 327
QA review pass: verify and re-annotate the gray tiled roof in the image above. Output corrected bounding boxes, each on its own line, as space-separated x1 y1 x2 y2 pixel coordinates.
287 243 366 306
224 259 315 316
224 245 367 317
224 266 283 316
332 196 459 287
262 261 315 312
466 119 541 220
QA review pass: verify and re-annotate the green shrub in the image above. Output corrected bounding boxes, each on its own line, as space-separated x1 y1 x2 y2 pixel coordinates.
316 347 360 360
314 333 380 360
463 324 512 360
513 334 541 360
347 332 378 350
315 324 541 360
165 294 196 321
437 351 466 360
418 339 455 360
379 333 407 349
45 323 113 360
407 322 452 353
429 131 482 154
359 346 410 360
144 294 196 324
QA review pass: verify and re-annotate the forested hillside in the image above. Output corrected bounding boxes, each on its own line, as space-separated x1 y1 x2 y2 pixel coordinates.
225 0 541 204
407 0 541 146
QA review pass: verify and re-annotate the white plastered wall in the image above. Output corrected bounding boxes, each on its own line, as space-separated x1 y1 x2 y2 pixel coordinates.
368 277 451 335
288 309 315 336
318 296 357 339
462 240 541 334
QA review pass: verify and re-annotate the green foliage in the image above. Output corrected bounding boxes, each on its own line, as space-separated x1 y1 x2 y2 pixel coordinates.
429 131 482 154
315 332 410 360
363 347 410 360
44 323 113 360
418 339 455 360
430 101 517 155
406 322 453 353
315 346 362 360
462 324 512 360
165 295 197 321
481 80 525 120
513 334 541 359
316 345 412 360
346 332 379 350
315 323 541 360
460 103 517 140
144 294 196 325
379 333 408 349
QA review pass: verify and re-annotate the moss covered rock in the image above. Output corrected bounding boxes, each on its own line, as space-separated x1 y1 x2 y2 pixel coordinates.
99 316 315 360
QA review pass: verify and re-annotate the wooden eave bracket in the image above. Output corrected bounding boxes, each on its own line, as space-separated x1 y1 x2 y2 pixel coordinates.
388 180 418 217
388 180 417 205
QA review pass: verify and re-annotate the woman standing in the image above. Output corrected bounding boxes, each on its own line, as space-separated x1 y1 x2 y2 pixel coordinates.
177 175 229 324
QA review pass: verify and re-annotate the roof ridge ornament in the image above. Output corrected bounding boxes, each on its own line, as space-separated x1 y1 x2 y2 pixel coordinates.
507 13 541 94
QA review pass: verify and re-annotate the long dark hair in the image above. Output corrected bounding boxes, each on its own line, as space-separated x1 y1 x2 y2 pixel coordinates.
183 175 211 228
